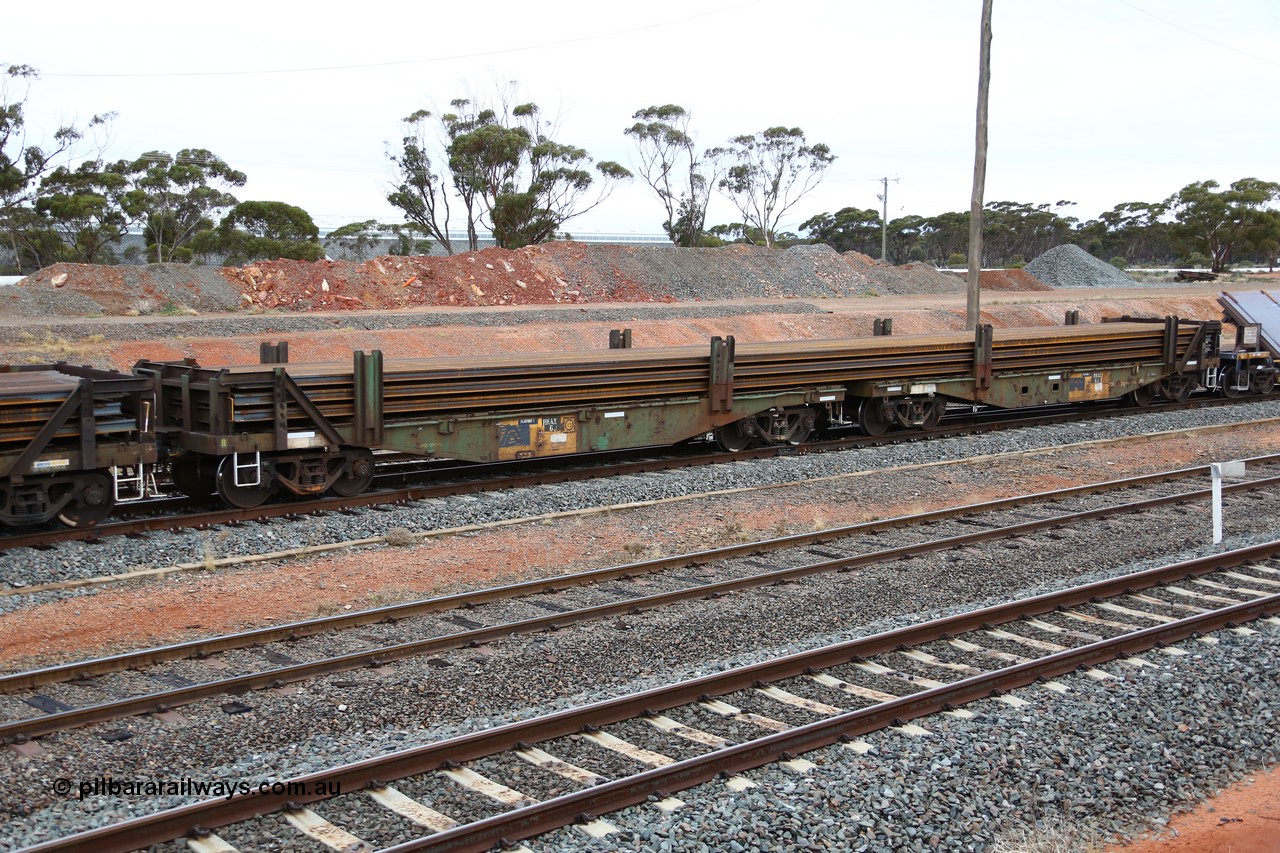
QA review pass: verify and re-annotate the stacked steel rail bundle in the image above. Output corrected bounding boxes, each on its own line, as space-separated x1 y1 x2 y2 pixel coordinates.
132 317 1219 509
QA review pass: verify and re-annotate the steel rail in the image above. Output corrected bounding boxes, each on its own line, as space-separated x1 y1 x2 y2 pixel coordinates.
4 455 1276 693
385 593 1280 853
19 541 1280 853
4 473 1278 744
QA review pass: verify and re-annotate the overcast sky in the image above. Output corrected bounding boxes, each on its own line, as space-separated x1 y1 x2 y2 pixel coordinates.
6 0 1278 238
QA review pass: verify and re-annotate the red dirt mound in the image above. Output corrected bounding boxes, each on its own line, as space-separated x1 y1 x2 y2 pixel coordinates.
980 268 1052 291
227 247 638 311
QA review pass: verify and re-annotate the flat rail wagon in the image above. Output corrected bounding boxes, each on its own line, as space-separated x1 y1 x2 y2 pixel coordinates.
135 317 1219 509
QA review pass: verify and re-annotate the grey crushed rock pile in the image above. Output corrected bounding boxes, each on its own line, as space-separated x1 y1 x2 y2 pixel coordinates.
2 263 242 318
1026 243 1135 288
547 243 882 301
843 253 966 295
2 243 987 320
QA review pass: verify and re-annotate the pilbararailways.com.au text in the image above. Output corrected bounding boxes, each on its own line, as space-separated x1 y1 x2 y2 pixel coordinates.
52 776 342 802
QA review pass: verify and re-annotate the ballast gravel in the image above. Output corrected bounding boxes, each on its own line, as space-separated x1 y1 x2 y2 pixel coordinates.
532 628 1279 853
3 527 1278 851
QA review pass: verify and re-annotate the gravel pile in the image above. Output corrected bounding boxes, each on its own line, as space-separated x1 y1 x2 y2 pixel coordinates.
544 243 882 301
0 286 103 319
2 243 973 321
1026 244 1135 288
841 252 966 295
7 263 243 317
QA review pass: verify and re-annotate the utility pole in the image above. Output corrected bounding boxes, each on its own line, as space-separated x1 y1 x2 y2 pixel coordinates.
877 176 898 262
967 0 994 331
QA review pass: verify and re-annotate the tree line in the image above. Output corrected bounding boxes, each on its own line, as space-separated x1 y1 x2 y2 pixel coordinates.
802 181 1280 272
2 64 1276 274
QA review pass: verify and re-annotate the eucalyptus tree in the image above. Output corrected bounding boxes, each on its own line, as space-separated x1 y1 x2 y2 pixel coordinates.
799 207 880 255
717 126 834 249
129 149 245 263
0 63 112 271
1168 178 1280 271
388 87 631 252
451 99 631 249
624 105 723 247
203 200 323 264
387 109 459 254
33 158 145 264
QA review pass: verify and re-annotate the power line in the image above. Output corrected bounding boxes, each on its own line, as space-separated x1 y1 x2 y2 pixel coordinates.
1118 0 1280 68
41 1 761 79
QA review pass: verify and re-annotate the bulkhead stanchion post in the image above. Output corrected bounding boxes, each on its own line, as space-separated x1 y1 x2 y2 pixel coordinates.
272 367 288 447
78 378 96 469
974 324 993 389
709 336 735 412
1163 316 1179 372
259 341 289 364
354 350 385 446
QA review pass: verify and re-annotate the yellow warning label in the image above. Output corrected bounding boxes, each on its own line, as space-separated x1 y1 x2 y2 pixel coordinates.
496 415 578 461
1066 371 1110 401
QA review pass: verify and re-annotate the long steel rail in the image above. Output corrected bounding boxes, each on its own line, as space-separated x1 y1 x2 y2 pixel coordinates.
3 468 1277 744
18 541 1280 853
4 458 1254 688
0 393 1268 552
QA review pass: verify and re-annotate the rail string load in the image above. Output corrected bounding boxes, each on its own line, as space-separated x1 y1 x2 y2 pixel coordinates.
0 306 1274 529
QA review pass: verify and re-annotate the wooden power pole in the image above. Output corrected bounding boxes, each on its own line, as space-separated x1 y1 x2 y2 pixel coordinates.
878 177 897 262
967 0 994 331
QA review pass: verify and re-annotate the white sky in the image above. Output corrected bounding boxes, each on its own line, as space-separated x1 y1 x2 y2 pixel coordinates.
6 0 1278 237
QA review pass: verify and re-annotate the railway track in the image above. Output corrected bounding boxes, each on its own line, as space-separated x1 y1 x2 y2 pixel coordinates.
3 458 1276 746
3 413 1276 601
16 540 1280 853
0 392 1266 554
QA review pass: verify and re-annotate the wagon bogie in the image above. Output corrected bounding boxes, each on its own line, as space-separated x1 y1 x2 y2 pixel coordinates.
0 363 157 527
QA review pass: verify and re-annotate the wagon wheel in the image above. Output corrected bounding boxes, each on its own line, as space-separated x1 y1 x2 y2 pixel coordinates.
782 409 817 446
1220 369 1244 398
57 472 115 528
920 399 947 431
1127 383 1156 407
330 449 375 497
171 454 217 498
857 398 891 437
1251 371 1276 395
714 418 757 453
1158 375 1193 403
216 457 273 509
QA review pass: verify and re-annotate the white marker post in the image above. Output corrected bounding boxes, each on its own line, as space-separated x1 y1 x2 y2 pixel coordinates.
1212 463 1224 545
1211 460 1247 545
